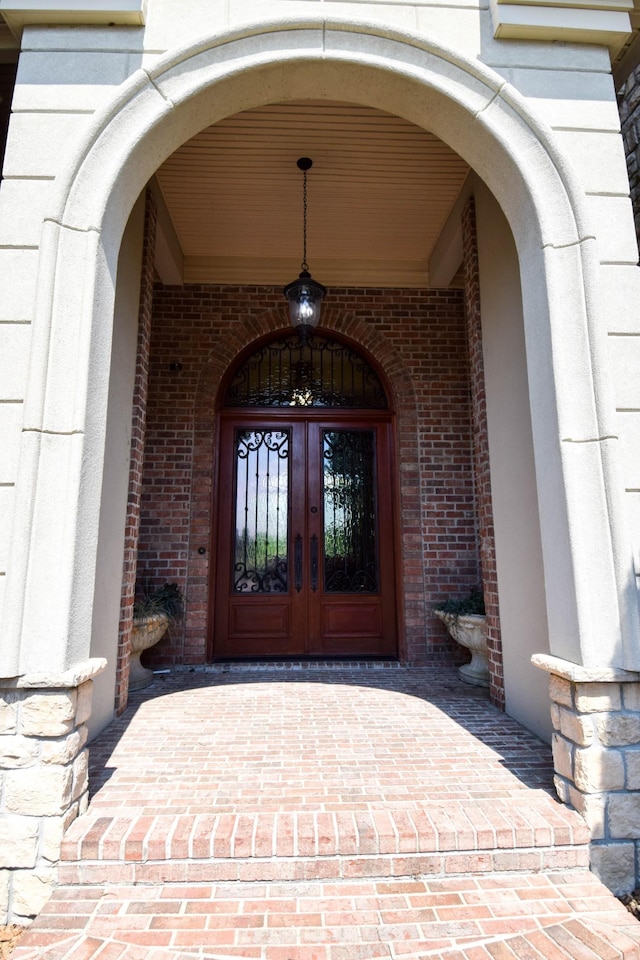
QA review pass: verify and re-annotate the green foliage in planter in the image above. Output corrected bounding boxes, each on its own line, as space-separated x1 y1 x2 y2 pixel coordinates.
434 588 485 616
133 582 184 624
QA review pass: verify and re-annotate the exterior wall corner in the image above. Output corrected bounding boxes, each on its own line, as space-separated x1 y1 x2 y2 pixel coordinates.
0 660 104 924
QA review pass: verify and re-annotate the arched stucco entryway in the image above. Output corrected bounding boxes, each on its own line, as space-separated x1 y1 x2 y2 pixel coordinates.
3 18 639 733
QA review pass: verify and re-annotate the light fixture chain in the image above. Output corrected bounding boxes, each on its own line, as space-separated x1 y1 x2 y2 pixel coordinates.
284 157 326 340
302 168 308 272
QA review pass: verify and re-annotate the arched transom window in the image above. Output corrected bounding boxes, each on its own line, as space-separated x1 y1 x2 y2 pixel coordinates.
223 334 388 409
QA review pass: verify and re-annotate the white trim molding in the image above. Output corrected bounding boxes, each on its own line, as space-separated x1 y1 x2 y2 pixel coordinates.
0 0 146 40
490 0 632 56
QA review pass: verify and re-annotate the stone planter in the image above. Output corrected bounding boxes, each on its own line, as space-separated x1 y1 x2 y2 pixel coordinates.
129 614 169 691
435 609 489 687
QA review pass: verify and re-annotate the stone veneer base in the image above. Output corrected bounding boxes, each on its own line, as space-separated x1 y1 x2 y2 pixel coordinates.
533 653 640 894
0 658 106 925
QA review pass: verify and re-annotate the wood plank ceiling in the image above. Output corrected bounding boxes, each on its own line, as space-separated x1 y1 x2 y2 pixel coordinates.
155 100 470 288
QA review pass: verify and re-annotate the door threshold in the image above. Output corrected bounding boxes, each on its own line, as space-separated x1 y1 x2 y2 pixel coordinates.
178 659 405 673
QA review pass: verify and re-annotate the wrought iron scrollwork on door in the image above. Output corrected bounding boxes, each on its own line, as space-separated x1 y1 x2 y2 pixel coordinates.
233 429 289 594
323 430 378 593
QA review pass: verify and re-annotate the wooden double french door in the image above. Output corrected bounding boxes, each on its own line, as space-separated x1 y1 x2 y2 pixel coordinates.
213 410 397 658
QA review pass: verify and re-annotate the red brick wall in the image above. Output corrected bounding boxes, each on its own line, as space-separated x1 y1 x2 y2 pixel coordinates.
136 285 480 665
114 190 157 714
619 62 640 246
462 198 504 709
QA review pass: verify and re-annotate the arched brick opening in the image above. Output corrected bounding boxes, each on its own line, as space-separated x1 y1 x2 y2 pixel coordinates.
189 305 421 663
132 290 481 673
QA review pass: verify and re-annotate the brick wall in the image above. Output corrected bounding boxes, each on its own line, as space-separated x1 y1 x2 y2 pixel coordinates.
114 191 157 714
136 285 481 666
619 64 640 245
462 198 504 709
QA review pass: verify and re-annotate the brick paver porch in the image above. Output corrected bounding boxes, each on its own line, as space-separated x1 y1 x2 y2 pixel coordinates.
13 664 640 958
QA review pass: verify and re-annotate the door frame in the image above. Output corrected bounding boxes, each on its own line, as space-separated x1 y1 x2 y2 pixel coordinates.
207 329 402 661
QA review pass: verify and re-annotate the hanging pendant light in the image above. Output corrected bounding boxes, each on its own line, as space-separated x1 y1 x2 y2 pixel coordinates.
284 157 327 343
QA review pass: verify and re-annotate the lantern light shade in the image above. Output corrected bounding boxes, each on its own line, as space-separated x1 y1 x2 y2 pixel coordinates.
284 157 327 341
284 269 327 340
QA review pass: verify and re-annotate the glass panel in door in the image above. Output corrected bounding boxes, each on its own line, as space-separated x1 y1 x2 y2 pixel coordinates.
322 430 378 594
233 429 289 594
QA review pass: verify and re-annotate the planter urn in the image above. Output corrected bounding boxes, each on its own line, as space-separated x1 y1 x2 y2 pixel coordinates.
129 614 169 691
435 609 489 688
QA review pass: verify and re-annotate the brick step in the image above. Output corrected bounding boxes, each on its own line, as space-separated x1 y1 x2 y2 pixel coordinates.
14 872 640 960
59 846 590 886
59 800 590 884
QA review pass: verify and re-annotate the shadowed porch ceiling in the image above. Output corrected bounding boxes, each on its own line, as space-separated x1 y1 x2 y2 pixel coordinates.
155 100 471 289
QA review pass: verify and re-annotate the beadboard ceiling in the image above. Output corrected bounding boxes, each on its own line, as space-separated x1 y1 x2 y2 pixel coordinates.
155 100 470 288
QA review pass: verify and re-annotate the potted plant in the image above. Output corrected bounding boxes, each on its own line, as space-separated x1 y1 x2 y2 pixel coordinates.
129 583 184 691
433 588 489 688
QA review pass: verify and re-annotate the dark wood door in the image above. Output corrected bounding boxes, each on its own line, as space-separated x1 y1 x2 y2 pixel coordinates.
213 410 397 658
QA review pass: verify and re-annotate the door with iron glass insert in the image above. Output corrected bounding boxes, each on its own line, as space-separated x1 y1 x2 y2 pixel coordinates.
212 334 397 659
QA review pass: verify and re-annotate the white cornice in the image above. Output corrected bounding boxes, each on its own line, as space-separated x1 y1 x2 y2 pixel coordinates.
0 0 146 40
613 27 640 84
0 2 633 58
490 0 632 55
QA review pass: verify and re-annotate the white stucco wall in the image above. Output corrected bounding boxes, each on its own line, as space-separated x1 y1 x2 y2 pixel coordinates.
0 26 142 677
474 176 552 741
0 2 638 731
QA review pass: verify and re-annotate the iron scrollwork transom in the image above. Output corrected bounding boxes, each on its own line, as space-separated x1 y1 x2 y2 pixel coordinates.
224 334 387 409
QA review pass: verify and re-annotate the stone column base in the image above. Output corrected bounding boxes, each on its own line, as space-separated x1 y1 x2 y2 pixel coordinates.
533 654 640 895
0 659 106 924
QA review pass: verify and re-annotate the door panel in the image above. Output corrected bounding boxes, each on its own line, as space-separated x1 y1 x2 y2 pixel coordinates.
229 604 291 636
214 419 306 657
322 602 382 636
213 413 397 658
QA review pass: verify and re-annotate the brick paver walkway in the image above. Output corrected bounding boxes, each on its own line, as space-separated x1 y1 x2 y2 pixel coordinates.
13 664 640 958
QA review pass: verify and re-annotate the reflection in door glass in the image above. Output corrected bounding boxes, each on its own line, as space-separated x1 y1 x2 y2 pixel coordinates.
323 431 378 593
233 430 289 593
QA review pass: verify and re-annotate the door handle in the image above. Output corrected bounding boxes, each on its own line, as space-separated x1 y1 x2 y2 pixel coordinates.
295 534 303 592
310 534 319 592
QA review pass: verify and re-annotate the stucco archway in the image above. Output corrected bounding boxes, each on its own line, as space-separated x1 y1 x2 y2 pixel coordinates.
3 18 638 695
